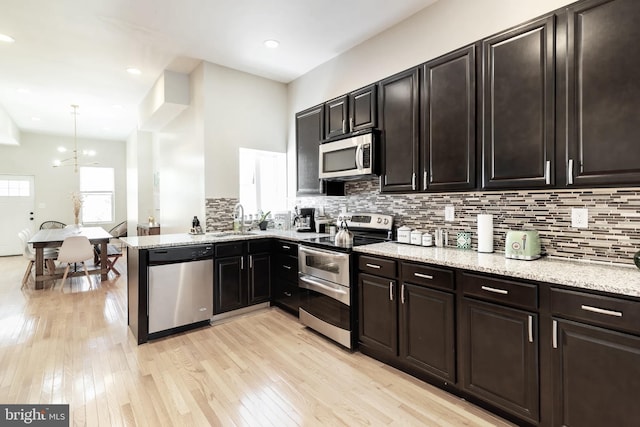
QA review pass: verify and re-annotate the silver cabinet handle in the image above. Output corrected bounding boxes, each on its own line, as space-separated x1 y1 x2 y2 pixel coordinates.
568 159 574 185
411 173 416 191
389 282 394 301
581 305 623 317
282 265 292 270
481 285 508 295
249 255 253 269
545 160 551 185
401 283 405 304
423 170 428 190
552 320 558 349
414 272 433 280
240 257 244 270
282 245 290 250
349 117 354 132
366 263 381 269
384 175 388 186
528 315 533 343
342 119 346 133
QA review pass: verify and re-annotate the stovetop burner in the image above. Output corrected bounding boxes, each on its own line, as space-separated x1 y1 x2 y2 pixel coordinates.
299 212 394 252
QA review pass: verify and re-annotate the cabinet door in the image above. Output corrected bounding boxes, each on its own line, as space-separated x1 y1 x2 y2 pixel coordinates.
565 0 640 186
349 85 377 132
248 253 270 305
214 256 246 314
422 45 476 191
552 318 640 427
460 298 539 423
359 273 397 357
378 68 420 192
481 15 555 189
325 95 348 139
296 105 324 195
399 283 455 383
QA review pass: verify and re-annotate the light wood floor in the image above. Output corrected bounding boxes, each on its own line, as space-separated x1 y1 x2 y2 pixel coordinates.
0 253 513 426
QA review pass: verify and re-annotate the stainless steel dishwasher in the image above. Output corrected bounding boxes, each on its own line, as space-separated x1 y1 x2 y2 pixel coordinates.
147 244 214 336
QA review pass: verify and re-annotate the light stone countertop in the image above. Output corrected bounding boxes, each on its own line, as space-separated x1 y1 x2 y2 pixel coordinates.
120 229 326 250
354 242 640 299
121 231 640 299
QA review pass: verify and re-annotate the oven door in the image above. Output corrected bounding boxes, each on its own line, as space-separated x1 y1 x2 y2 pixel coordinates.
298 245 350 285
299 274 352 348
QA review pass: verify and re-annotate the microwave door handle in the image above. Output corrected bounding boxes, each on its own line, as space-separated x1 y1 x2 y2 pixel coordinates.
355 144 364 170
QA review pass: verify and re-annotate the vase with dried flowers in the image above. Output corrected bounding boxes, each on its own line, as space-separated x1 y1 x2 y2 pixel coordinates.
71 191 83 226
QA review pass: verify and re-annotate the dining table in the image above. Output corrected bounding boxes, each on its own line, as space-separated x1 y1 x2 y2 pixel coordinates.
28 226 112 290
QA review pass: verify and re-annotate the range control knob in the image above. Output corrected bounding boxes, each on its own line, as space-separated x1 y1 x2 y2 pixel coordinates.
377 218 382 223
384 219 389 225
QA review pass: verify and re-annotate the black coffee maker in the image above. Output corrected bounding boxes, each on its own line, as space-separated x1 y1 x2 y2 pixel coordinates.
296 208 315 232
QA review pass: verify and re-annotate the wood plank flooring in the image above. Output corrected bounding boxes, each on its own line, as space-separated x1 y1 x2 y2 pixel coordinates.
0 253 513 426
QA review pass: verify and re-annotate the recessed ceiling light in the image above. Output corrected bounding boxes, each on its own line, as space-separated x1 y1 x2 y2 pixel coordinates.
264 40 280 49
126 67 142 75
0 33 15 43
57 146 67 153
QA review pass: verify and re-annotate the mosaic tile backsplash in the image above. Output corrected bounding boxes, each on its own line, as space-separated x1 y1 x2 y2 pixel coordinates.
296 179 640 266
205 197 238 232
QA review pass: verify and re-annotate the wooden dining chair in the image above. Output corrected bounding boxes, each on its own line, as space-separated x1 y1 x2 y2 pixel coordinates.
56 236 94 292
39 221 66 229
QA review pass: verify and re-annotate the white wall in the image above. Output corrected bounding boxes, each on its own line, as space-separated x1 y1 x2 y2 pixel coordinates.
286 0 577 194
203 62 288 199
126 130 154 235
0 104 20 146
0 132 126 229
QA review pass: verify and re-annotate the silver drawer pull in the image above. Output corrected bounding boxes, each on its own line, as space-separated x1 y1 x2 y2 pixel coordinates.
481 285 508 295
528 315 533 343
366 263 381 269
414 272 433 280
283 265 292 270
581 305 622 317
284 291 292 297
282 245 291 250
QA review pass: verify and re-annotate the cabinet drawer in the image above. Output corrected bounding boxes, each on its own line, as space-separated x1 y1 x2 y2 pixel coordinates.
359 255 397 279
276 241 298 256
248 239 272 254
275 254 298 283
215 241 244 257
401 262 454 291
461 272 537 311
550 287 640 335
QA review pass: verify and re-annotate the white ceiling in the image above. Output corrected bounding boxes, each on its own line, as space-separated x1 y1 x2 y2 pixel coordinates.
0 0 437 141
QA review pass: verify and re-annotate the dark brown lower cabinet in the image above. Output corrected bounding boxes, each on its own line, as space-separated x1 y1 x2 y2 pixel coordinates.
215 255 245 313
358 273 397 358
460 297 539 423
248 252 270 305
552 318 640 427
399 283 455 383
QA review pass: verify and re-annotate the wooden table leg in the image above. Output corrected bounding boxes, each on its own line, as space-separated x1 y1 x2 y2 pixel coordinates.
35 247 44 290
100 241 108 281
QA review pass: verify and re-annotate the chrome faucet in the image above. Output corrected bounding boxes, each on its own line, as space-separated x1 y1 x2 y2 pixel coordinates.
233 203 245 233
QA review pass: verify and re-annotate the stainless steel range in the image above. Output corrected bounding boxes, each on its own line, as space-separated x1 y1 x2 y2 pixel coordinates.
298 212 393 349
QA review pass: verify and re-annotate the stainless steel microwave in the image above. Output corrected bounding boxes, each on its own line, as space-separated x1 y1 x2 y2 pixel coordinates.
318 131 378 180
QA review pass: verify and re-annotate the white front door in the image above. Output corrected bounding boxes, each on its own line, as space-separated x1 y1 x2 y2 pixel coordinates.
0 175 35 256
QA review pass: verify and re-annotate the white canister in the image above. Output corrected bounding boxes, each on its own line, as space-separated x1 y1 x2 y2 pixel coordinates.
410 230 423 245
422 232 433 247
397 226 412 244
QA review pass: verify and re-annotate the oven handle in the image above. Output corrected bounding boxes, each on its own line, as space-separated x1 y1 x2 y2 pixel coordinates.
299 274 350 306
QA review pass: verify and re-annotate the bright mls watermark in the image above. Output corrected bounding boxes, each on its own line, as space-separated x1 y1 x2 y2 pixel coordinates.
0 405 69 426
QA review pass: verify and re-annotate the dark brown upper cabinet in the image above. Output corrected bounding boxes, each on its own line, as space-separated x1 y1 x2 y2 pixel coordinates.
481 15 556 189
422 45 477 191
296 104 345 196
324 95 349 140
325 85 377 140
349 84 377 132
564 0 640 187
378 68 420 193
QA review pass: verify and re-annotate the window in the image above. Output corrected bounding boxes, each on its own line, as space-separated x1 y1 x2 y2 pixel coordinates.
239 148 287 217
79 167 114 223
0 179 30 197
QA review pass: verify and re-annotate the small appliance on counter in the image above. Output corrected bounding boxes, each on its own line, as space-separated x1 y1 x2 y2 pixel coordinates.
295 207 315 232
505 230 542 260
